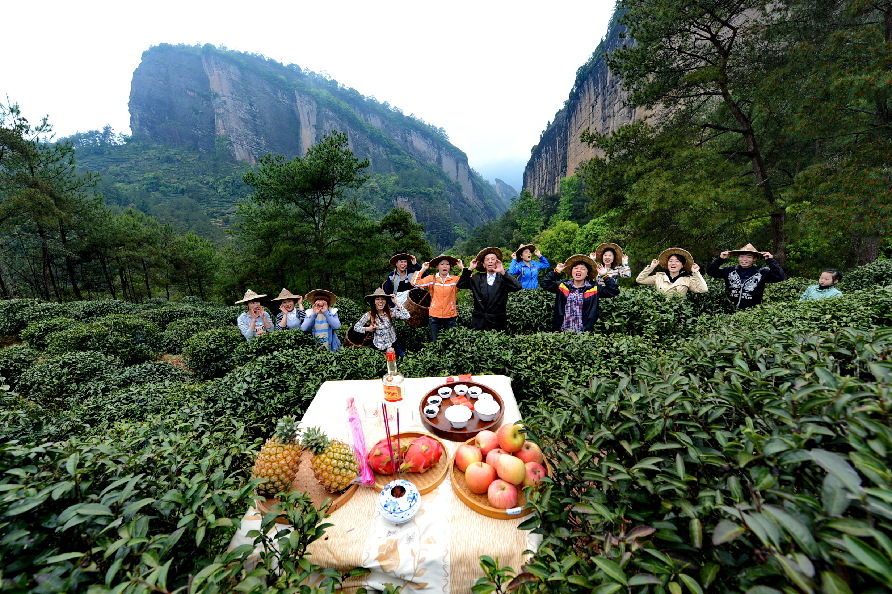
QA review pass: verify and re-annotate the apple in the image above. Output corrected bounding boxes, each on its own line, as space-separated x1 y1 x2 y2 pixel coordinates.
487 479 519 509
474 430 499 456
497 423 525 453
485 448 508 468
516 441 545 465
454 443 483 472
465 461 496 494
522 461 547 487
496 453 527 485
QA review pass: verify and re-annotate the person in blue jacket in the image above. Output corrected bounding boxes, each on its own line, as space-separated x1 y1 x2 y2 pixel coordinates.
300 289 341 351
541 254 619 332
508 244 550 289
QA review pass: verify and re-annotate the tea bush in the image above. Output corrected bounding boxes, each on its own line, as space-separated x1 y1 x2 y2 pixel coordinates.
20 316 81 351
0 298 42 336
109 360 195 388
43 315 163 365
841 257 892 291
183 326 244 379
232 326 318 365
17 350 122 405
761 275 815 303
161 316 212 354
75 380 204 430
136 303 207 329
0 343 38 387
63 298 138 321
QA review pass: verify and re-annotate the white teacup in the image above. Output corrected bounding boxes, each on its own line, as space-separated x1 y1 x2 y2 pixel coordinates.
477 393 495 402
474 398 501 422
445 404 472 428
437 386 453 397
453 384 469 396
427 395 443 406
468 386 483 398
424 405 440 419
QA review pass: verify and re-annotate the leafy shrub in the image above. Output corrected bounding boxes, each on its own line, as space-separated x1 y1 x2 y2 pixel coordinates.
841 258 892 291
28 300 68 322
76 380 203 429
17 350 122 405
0 344 38 387
63 299 138 321
761 276 815 304
232 327 318 365
0 298 42 336
161 316 212 354
505 289 553 334
43 315 163 365
20 316 81 350
513 325 892 593
183 326 244 379
137 304 206 329
333 296 364 330
110 360 195 388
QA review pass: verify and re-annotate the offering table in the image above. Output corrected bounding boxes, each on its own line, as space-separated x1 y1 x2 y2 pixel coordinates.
229 375 540 593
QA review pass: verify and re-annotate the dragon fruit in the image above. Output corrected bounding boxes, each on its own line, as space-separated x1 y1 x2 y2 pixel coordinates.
399 436 443 473
368 437 404 475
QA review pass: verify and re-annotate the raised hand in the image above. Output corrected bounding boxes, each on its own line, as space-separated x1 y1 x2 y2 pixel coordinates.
720 251 730 259
692 263 700 273
494 260 505 274
534 249 542 257
596 264 608 276
761 251 773 259
511 252 517 260
622 255 629 265
469 258 478 270
457 259 465 270
651 259 659 267
555 263 566 273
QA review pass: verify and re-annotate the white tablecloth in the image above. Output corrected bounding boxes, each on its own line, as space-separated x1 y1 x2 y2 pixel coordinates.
230 375 540 593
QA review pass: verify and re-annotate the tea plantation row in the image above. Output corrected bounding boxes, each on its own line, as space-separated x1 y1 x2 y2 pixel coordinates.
0 260 891 592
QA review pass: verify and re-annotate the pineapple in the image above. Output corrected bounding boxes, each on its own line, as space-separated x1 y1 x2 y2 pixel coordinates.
303 427 359 493
251 416 303 498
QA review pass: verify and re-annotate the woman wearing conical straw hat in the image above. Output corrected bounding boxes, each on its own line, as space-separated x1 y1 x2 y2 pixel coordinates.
300 289 342 351
354 287 411 355
590 242 632 286
508 244 550 289
635 248 708 296
271 288 305 330
706 243 786 309
235 289 273 340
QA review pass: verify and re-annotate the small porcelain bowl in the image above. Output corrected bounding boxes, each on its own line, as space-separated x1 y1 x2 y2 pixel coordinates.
453 384 469 396
474 398 501 422
445 404 472 428
427 395 443 407
378 479 421 524
468 386 483 398
477 392 495 402
437 386 453 398
424 405 440 419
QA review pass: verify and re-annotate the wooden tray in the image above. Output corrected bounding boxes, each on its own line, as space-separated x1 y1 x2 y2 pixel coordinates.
255 449 358 524
419 381 505 441
450 438 550 520
372 431 450 495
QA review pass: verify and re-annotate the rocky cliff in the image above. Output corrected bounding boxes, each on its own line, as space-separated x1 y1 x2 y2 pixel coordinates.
128 44 508 247
523 15 647 197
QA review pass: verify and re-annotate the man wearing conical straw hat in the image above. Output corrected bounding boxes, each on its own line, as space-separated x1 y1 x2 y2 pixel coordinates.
706 243 786 309
456 247 522 331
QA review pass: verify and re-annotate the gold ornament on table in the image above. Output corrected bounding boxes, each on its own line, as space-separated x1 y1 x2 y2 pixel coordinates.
303 426 360 493
251 416 303 498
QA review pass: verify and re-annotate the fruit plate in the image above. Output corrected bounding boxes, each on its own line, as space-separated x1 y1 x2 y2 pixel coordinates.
255 449 358 524
419 381 505 441
450 438 550 520
372 431 450 495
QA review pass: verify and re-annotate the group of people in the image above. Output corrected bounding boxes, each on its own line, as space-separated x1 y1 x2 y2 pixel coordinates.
235 241 843 352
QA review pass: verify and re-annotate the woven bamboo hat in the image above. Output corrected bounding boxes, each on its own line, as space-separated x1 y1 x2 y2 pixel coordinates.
304 289 337 306
272 288 301 301
563 254 598 281
474 247 503 271
658 247 694 272
364 287 391 308
515 244 536 258
728 243 762 258
594 242 625 265
429 254 460 268
235 289 266 304
389 253 414 267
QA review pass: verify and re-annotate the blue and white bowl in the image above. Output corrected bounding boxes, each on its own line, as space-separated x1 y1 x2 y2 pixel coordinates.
377 479 421 524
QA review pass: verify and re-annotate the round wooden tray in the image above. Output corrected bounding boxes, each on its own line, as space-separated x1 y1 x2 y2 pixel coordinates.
372 431 450 495
450 438 550 520
419 381 505 441
255 449 358 524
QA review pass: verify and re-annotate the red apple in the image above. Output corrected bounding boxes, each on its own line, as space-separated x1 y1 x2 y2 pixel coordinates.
522 461 547 487
474 430 499 456
497 423 525 453
465 462 496 494
516 441 545 465
496 453 527 485
454 444 483 472
487 479 519 509
485 448 508 468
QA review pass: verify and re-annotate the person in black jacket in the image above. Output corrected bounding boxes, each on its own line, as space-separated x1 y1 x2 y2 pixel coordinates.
541 254 619 332
706 243 786 309
456 247 521 331
383 252 421 307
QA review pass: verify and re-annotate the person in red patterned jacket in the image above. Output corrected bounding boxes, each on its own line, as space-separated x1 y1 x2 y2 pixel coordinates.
541 254 619 332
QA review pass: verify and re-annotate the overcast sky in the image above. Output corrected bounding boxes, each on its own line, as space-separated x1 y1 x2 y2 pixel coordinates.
4 1 616 192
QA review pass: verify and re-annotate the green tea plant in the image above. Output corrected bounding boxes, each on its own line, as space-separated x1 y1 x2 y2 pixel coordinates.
183 326 244 379
20 317 81 351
